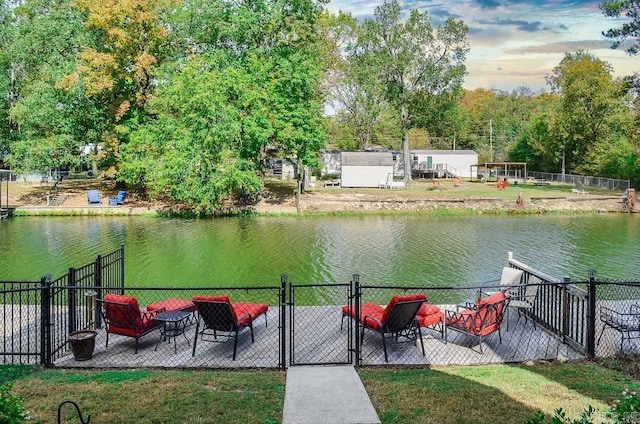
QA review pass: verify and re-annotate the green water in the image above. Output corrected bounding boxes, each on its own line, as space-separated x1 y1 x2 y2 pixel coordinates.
1 214 639 286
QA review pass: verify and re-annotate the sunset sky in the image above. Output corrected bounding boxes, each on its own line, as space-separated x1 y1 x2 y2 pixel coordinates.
326 0 639 92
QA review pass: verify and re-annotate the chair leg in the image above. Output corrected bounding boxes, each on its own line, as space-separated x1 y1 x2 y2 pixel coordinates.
380 331 388 363
192 320 201 357
416 322 425 357
135 338 139 354
596 325 608 346
232 331 239 360
249 321 255 343
340 314 345 330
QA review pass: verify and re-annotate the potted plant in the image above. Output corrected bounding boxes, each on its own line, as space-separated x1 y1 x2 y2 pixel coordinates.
68 330 97 361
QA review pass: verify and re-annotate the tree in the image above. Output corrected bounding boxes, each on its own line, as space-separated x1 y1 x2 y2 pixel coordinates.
354 0 468 181
3 0 105 174
600 0 640 55
120 0 327 211
56 0 176 175
546 51 628 173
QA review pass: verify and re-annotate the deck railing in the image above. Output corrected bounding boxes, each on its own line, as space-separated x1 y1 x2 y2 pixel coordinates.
2 251 640 368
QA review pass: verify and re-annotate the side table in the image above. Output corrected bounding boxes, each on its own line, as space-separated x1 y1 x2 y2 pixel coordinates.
154 310 191 353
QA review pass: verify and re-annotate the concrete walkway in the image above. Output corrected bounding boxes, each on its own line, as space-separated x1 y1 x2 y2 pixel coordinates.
283 366 380 424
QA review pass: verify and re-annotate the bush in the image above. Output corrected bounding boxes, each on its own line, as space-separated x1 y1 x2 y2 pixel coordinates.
0 383 28 423
608 387 640 424
526 406 596 424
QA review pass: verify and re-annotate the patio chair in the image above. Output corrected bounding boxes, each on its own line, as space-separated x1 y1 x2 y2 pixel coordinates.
96 294 165 353
597 304 640 351
108 190 127 207
191 295 268 360
445 291 507 354
342 293 426 362
87 189 101 205
503 274 542 330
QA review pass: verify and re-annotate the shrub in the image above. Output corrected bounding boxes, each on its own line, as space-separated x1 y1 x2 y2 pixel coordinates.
0 383 27 423
608 387 640 424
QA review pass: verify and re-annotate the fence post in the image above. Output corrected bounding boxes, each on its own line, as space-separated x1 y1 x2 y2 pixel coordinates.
353 273 360 368
119 243 125 294
562 277 570 342
68 267 77 335
280 274 287 371
586 271 597 358
40 274 52 367
93 255 102 328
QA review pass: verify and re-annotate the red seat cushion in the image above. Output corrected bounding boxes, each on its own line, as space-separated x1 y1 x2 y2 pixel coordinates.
233 302 268 327
147 298 195 313
417 303 444 327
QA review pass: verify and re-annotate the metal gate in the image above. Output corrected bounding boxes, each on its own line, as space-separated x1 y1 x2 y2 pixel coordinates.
288 281 353 366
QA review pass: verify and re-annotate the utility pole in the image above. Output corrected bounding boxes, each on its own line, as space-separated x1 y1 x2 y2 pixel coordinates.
489 119 493 162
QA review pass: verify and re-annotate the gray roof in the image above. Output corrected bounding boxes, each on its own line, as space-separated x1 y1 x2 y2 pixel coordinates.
341 152 394 166
410 150 477 155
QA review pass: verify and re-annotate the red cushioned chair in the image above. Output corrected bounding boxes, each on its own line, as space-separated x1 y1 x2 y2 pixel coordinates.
191 295 268 360
445 291 507 354
96 294 165 354
342 294 426 362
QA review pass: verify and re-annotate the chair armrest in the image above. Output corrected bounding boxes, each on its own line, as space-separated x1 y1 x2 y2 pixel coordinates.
142 307 165 321
362 315 383 329
455 302 476 311
236 312 252 325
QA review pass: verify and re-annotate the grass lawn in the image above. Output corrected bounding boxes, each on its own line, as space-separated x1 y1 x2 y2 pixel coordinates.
2 360 638 424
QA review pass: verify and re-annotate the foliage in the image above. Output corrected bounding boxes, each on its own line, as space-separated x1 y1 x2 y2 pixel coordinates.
608 386 640 423
0 383 28 424
350 0 468 179
526 406 596 424
544 51 630 174
600 0 640 56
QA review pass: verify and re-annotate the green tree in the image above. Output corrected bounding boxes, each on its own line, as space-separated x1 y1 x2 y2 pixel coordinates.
121 0 327 211
354 0 468 180
3 0 104 174
545 51 628 173
600 0 640 55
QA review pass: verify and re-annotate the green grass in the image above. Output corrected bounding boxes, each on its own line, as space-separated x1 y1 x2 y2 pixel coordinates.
2 360 638 424
360 361 636 424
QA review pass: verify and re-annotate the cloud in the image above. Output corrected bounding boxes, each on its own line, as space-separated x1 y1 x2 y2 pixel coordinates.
506 39 616 54
476 18 543 32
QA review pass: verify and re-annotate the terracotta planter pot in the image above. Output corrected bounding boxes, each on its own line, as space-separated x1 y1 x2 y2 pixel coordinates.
69 330 97 361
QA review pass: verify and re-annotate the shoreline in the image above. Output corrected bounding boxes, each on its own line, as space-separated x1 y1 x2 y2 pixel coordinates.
7 194 631 217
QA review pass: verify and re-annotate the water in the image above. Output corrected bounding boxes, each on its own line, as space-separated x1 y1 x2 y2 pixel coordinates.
1 215 639 287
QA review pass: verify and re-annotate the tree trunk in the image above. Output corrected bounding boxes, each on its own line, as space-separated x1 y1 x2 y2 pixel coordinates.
401 106 412 182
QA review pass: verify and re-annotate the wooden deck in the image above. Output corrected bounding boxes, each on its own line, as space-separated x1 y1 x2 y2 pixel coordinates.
52 305 591 369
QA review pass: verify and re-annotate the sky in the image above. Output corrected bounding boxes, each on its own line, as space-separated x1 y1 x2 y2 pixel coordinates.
325 0 639 92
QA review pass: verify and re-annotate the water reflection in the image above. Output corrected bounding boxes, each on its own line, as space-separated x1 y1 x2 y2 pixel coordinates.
1 215 638 286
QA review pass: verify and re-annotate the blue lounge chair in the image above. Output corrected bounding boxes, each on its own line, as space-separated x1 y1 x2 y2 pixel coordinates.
87 190 101 205
108 190 126 207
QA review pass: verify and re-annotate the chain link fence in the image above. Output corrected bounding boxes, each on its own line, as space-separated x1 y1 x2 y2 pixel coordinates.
3 255 640 369
527 171 630 191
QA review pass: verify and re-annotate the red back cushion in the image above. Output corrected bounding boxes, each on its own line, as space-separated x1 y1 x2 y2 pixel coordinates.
193 295 236 321
381 293 426 323
103 294 143 330
477 291 505 308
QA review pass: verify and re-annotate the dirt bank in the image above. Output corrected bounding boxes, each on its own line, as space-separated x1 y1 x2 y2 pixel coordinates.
3 179 632 216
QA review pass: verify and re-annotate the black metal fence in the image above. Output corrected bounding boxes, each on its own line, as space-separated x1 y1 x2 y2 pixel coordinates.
2 249 640 369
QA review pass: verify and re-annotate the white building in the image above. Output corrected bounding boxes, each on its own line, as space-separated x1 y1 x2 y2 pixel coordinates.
340 152 395 188
410 150 478 179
